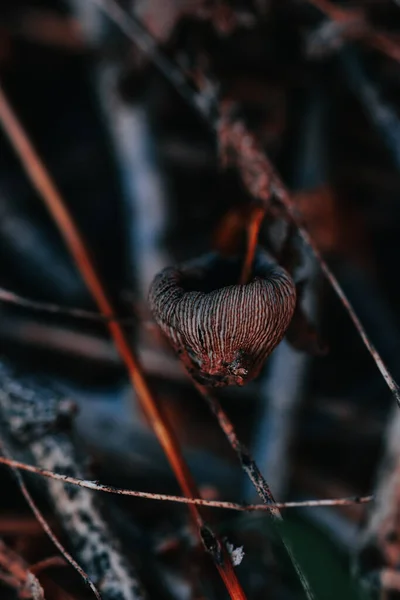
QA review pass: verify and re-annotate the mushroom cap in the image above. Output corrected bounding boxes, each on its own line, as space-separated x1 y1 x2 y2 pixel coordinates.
149 250 296 387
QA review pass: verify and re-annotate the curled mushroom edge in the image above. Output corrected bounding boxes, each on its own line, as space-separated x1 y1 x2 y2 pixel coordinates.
148 249 297 387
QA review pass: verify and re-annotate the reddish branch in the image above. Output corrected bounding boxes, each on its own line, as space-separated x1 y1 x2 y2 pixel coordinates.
0 84 246 600
79 3 400 599
0 2 396 599
240 205 266 284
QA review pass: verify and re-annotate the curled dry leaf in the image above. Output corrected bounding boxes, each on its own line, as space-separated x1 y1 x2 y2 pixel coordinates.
149 249 296 387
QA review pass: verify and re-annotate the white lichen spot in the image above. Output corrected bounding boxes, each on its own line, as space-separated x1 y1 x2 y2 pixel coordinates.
225 539 245 566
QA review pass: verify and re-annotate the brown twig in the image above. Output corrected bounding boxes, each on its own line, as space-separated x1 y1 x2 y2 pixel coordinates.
0 84 246 600
0 454 373 512
239 205 266 284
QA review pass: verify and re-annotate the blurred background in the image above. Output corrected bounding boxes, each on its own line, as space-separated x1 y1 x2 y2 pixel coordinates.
0 1 400 598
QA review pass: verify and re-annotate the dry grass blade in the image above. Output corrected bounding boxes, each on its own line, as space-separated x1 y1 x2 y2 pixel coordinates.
0 444 101 600
0 454 373 512
0 84 247 600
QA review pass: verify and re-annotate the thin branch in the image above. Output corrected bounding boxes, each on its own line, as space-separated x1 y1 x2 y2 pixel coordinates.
240 206 265 284
0 285 136 325
91 0 400 408
0 363 148 600
247 87 326 499
194 383 316 599
217 110 400 407
0 443 101 600
89 0 213 122
0 454 373 512
274 179 400 405
29 557 67 575
0 85 246 600
79 3 397 597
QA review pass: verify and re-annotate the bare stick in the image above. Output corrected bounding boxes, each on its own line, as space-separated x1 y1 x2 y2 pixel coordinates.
0 454 372 512
0 85 246 600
